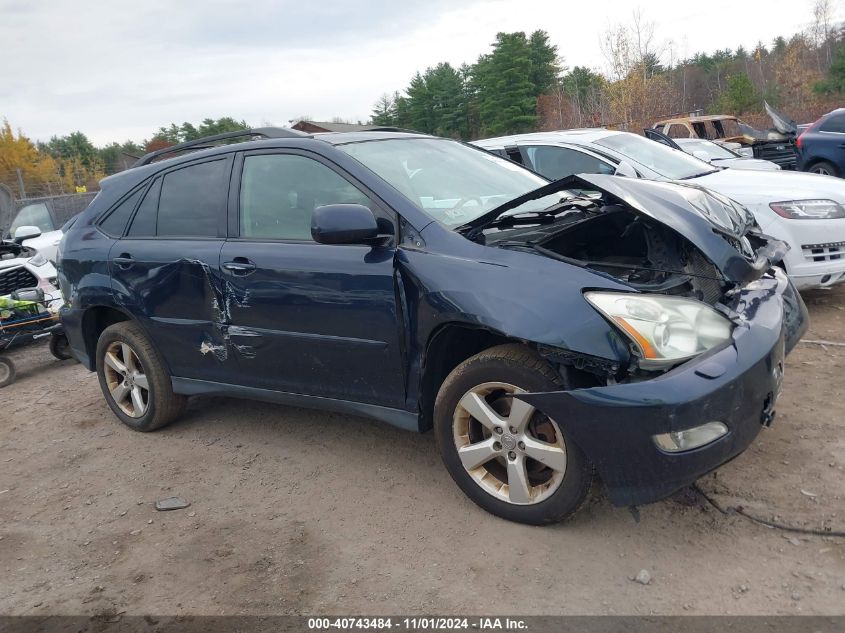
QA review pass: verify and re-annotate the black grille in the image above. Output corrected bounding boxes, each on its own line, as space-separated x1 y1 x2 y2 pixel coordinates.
685 250 724 305
0 266 38 295
754 142 797 169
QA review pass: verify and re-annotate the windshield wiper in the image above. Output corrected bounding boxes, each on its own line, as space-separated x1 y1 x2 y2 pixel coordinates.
678 169 717 180
455 174 587 241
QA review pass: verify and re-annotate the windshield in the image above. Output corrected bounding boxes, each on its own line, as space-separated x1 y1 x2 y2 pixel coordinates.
594 133 717 180
677 139 737 160
339 138 562 226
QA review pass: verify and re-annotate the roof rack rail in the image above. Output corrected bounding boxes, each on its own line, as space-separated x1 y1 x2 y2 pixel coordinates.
132 127 308 167
361 126 422 134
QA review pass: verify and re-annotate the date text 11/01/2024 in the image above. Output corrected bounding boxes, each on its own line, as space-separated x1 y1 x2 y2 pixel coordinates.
307 617 528 630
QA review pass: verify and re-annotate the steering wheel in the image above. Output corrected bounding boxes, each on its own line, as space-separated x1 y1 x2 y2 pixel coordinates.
450 196 484 210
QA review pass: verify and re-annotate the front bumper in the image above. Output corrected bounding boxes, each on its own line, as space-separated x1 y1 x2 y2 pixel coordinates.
517 271 808 507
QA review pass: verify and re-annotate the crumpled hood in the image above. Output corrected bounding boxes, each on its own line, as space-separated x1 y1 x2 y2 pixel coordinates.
470 173 785 285
765 101 799 136
696 167 845 204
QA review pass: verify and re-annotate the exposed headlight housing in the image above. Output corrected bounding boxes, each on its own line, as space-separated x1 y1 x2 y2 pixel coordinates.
769 199 845 219
585 292 733 368
653 421 728 452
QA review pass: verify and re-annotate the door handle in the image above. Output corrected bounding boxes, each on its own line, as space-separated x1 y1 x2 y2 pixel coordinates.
222 258 256 275
113 254 135 269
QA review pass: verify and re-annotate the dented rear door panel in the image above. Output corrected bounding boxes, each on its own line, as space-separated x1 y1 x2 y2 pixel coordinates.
109 239 233 382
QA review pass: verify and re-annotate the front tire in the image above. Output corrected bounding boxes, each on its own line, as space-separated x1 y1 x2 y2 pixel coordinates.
434 344 593 525
95 321 186 431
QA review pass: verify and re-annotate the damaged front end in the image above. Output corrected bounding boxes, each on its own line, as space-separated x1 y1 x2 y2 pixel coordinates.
470 174 809 506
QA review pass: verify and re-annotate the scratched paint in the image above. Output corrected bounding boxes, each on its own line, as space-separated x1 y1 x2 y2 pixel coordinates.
184 259 259 361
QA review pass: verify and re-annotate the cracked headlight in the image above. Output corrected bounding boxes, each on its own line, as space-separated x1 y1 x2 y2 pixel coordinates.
769 199 845 219
585 292 733 368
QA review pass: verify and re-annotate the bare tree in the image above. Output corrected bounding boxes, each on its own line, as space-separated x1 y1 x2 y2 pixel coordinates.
811 0 834 69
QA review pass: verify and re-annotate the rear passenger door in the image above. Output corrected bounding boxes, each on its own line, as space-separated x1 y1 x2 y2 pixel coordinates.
219 150 406 407
109 156 235 382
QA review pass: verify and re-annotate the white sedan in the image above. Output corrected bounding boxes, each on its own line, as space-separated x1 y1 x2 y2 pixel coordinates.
474 129 845 290
673 138 780 171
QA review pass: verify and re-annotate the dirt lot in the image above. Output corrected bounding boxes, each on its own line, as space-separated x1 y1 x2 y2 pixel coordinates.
1 287 844 617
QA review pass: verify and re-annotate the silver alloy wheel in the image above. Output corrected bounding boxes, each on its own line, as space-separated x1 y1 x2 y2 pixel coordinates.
453 382 567 505
103 341 149 418
0 362 10 383
813 166 832 175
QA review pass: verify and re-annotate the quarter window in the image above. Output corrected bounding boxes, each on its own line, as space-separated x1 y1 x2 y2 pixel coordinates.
99 188 143 237
239 154 370 241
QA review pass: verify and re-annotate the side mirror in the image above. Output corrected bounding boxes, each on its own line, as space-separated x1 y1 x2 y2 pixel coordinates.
311 204 380 245
692 150 712 163
13 225 41 244
614 161 638 178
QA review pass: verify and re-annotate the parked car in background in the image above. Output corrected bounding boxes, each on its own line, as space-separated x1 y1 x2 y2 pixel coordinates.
58 128 806 525
4 193 95 262
0 238 61 300
651 103 798 169
645 132 780 171
474 129 845 290
796 108 845 177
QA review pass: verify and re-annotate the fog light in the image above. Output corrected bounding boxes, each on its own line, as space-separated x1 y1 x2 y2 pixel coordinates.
653 422 728 453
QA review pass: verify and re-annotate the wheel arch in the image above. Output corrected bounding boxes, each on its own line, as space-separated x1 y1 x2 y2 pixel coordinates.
417 322 531 433
79 305 135 371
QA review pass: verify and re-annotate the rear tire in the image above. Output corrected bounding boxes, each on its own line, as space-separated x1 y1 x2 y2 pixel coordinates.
49 333 73 361
434 344 594 525
0 357 16 388
95 321 186 431
808 160 838 177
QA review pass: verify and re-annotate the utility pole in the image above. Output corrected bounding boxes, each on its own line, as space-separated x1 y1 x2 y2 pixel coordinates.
15 168 26 199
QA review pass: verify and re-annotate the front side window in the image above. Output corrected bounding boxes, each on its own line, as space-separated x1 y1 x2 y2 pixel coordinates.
595 133 716 180
339 138 555 227
525 145 615 180
239 154 370 241
10 203 53 235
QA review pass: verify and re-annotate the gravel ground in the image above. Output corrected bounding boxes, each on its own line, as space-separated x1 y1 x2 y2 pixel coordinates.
1 287 844 616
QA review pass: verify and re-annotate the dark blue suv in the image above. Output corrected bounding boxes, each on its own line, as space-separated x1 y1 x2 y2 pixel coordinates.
797 108 845 176
58 128 807 524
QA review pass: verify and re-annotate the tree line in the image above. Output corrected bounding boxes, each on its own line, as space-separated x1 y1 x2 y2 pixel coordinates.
2 0 845 199
370 2 845 138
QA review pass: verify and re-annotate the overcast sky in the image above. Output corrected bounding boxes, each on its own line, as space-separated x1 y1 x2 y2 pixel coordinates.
1 0 841 145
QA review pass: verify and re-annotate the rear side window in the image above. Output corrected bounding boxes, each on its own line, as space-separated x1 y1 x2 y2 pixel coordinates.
99 188 143 237
127 178 161 237
157 160 227 237
820 113 845 133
